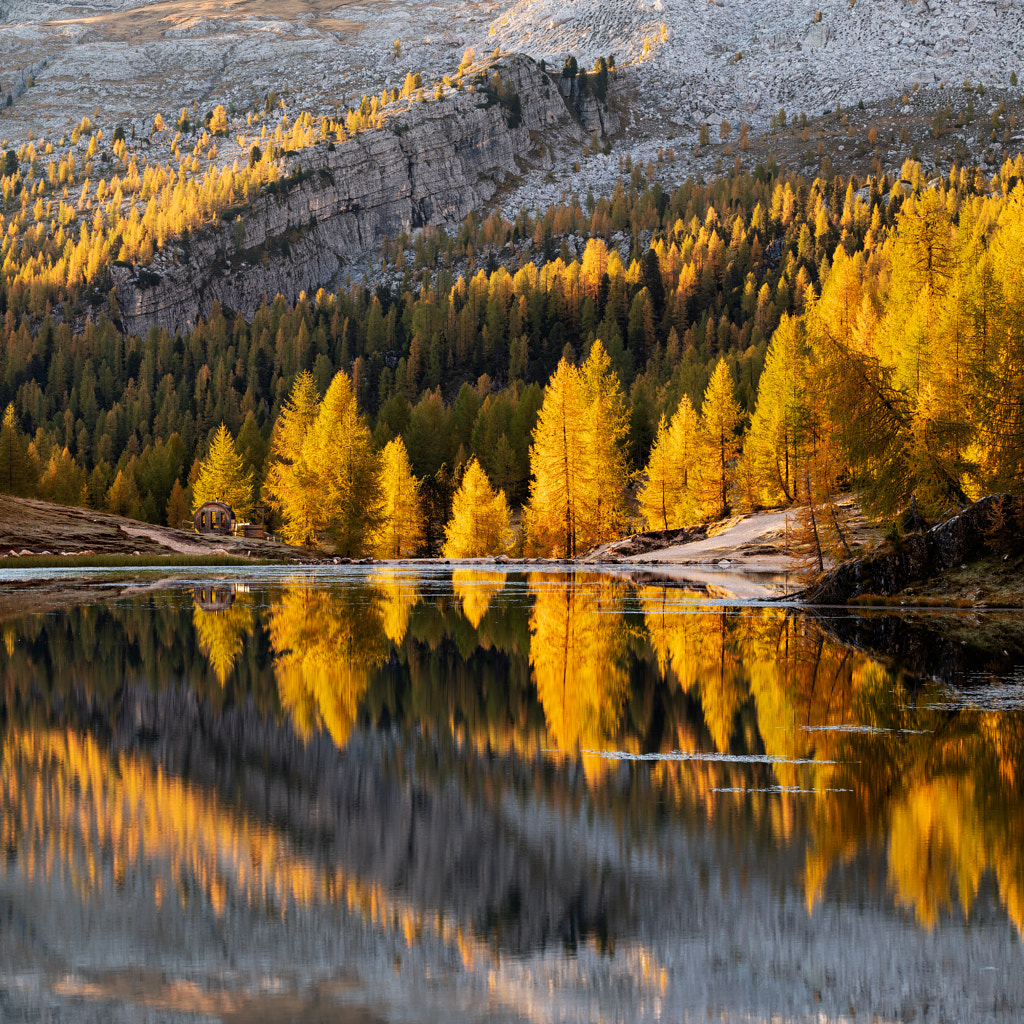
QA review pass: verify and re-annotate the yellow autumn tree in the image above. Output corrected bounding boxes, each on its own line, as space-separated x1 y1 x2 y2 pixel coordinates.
578 339 631 547
526 345 632 555
191 422 253 518
372 436 423 558
525 359 587 557
638 395 702 530
263 371 321 545
697 357 743 517
264 371 381 554
744 314 812 507
442 458 512 558
209 105 229 136
305 371 383 556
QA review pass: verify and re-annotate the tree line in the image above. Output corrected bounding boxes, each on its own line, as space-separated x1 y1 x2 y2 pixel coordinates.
0 56 516 318
2 158 1023 552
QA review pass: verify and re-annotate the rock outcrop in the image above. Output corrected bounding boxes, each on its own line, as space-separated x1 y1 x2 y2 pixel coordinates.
111 55 584 337
803 494 1023 604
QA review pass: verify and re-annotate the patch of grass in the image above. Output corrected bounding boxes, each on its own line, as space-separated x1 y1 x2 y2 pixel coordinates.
0 553 282 569
849 594 981 609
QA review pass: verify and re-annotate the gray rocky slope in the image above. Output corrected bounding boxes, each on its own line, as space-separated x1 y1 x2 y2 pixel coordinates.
110 54 582 337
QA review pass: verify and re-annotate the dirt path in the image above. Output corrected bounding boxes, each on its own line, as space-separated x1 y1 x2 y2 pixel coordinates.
120 524 226 555
625 511 797 571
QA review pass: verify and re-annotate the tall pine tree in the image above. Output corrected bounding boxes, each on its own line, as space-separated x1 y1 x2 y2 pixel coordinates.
191 423 254 518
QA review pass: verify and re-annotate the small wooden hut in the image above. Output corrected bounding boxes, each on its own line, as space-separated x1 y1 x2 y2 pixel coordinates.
193 584 236 612
193 500 236 534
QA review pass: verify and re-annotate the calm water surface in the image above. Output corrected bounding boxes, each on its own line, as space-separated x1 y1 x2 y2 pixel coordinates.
1 565 1023 1023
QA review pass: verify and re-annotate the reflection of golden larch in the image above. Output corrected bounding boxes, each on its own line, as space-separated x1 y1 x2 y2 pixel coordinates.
371 569 420 645
528 573 629 759
452 570 507 629
269 584 388 749
192 594 253 685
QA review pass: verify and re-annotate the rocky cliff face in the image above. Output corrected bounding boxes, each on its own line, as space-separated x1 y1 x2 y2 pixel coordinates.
111 55 583 337
802 494 1023 604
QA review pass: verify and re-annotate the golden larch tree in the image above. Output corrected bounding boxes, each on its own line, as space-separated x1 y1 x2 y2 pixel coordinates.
638 394 702 530
442 458 512 558
191 423 254 518
639 413 675 531
305 371 383 556
697 358 743 517
578 339 631 547
525 359 587 557
744 314 811 507
263 371 321 545
373 436 423 558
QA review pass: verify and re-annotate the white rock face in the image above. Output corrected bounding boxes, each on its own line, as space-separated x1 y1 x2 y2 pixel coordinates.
1 0 1019 142
803 21 829 51
483 0 1022 130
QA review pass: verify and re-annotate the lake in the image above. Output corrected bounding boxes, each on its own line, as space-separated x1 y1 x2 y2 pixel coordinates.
1 565 1023 1023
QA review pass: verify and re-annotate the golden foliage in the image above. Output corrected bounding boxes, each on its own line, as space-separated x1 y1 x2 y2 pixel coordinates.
528 573 630 756
264 371 382 554
269 583 388 749
372 437 424 558
371 568 420 644
192 590 253 684
524 359 587 558
637 396 702 530
526 341 630 556
306 372 383 555
452 569 507 628
442 458 512 557
191 422 254 518
262 370 321 545
696 357 744 517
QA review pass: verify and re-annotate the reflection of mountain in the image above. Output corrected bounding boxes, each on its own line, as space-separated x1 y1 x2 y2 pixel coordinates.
2 568 1024 1015
3 685 1024 1023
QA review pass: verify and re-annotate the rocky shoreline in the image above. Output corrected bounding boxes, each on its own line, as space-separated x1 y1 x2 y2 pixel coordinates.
802 494 1024 606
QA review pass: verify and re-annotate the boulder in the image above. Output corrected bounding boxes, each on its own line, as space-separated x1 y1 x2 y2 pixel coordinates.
803 22 829 50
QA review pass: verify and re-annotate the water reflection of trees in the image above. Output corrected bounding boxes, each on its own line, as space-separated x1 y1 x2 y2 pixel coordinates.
268 582 389 749
529 574 631 766
192 585 255 684
1 570 1023 935
0 595 275 712
0 725 532 980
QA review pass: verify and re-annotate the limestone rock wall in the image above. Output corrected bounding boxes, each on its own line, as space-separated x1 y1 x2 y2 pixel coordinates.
112 54 583 337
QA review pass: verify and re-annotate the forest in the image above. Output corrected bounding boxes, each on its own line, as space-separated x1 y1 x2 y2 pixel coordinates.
1 154 1023 555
